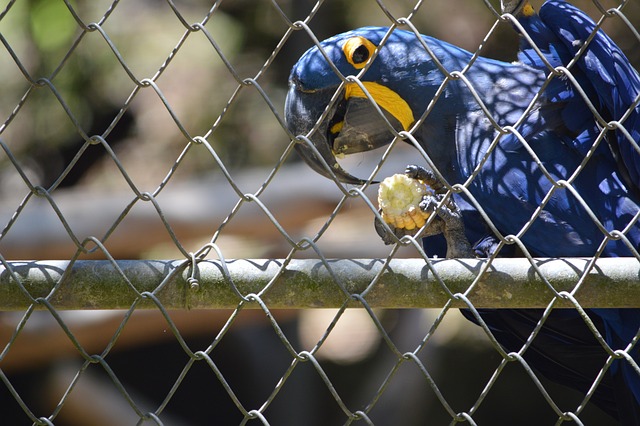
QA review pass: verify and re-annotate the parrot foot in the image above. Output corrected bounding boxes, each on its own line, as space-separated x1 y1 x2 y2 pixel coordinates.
375 165 475 258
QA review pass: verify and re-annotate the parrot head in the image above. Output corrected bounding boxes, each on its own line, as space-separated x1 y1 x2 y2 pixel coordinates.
285 27 451 184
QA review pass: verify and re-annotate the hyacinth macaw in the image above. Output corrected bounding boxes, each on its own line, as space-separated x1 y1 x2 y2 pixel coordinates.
284 0 640 422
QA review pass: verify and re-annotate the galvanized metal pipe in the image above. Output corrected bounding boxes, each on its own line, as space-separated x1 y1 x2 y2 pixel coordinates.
0 258 638 310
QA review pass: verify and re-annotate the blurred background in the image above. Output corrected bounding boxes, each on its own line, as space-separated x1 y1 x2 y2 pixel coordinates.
0 0 638 424
1 0 639 260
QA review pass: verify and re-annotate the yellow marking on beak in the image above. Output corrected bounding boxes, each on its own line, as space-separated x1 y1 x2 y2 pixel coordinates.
330 121 344 135
344 81 415 131
522 2 535 16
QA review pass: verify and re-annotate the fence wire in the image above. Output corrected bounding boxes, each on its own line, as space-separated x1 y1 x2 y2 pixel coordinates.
1 0 640 425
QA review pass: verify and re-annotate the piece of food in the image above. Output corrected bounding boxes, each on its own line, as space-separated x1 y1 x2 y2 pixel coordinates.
377 173 433 230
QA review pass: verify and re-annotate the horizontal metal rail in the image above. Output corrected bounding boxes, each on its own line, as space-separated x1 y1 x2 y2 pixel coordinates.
0 258 639 310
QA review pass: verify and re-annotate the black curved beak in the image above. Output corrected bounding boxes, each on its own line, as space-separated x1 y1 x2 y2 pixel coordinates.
285 81 401 185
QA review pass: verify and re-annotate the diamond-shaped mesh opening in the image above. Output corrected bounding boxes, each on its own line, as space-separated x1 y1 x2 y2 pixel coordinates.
2 0 640 424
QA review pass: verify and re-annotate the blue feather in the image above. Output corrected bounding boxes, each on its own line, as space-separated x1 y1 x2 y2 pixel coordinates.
519 0 640 192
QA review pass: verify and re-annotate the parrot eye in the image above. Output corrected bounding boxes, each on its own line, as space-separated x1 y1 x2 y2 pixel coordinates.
352 45 370 64
343 36 377 69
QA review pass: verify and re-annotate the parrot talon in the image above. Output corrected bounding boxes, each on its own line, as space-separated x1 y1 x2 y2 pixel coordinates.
374 211 411 245
419 192 475 258
418 193 442 214
405 164 447 193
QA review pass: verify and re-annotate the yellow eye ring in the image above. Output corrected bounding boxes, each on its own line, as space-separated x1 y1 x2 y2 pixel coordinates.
343 36 377 69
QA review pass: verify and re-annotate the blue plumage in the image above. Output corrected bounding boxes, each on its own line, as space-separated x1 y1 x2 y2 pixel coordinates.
518 1 640 189
285 1 640 421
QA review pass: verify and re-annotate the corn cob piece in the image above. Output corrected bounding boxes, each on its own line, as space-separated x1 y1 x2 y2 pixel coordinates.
377 173 434 230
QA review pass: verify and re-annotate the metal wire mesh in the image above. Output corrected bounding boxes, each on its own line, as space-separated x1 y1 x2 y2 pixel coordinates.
1 0 640 424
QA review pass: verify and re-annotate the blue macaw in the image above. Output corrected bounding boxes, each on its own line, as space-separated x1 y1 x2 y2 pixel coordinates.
284 0 640 422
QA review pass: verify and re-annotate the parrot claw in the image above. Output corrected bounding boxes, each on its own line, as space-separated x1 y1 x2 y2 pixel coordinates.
404 164 445 192
374 210 410 245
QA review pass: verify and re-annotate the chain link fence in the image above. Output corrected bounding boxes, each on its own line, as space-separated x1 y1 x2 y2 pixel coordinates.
1 0 640 424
